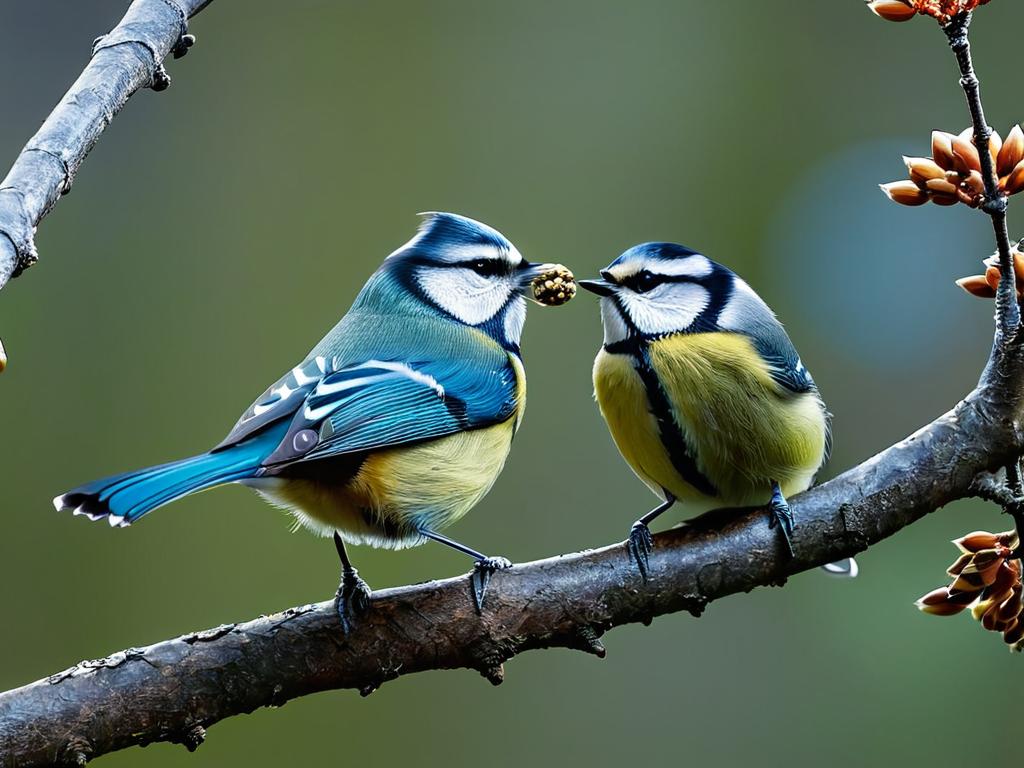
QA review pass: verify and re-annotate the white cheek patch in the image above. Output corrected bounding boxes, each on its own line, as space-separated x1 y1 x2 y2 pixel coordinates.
600 298 629 345
503 295 527 343
618 283 710 336
417 267 515 325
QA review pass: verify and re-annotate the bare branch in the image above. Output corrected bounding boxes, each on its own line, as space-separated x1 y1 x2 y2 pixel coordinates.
943 11 1020 339
2 355 1024 764
0 0 214 293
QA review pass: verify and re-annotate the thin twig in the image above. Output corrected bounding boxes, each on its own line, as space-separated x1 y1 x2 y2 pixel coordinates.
0 0 214 293
943 11 1020 340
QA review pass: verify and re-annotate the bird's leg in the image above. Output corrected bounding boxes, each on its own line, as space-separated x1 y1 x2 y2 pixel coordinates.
767 480 795 557
333 531 371 635
628 492 675 582
417 527 511 613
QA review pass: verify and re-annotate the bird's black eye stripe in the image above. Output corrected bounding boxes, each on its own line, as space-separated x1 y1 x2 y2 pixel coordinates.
625 270 660 293
462 259 510 277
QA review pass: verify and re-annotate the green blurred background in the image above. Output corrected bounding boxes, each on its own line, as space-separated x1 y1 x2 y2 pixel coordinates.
1 1 1021 765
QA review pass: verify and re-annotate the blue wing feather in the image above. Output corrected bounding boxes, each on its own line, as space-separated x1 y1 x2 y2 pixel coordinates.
261 355 520 467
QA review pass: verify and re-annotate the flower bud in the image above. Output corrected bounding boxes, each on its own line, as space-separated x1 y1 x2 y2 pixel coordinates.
982 602 1008 632
925 178 958 197
953 531 1001 553
1003 160 1024 195
932 131 957 171
987 131 1002 166
956 275 997 298
951 135 982 173
916 587 970 616
904 156 945 186
1004 619 1024 645
866 1 916 21
933 191 962 205
947 552 973 577
880 181 929 206
994 586 1023 624
963 170 985 197
998 125 1024 177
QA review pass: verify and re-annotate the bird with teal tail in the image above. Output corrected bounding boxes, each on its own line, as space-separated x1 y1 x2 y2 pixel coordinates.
54 213 577 632
580 243 855 580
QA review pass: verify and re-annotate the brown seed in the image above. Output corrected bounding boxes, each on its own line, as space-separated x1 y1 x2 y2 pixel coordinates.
932 131 958 171
951 135 982 174
0 337 5 374
1004 160 1024 195
956 275 997 298
998 125 1024 177
867 0 917 21
880 181 928 206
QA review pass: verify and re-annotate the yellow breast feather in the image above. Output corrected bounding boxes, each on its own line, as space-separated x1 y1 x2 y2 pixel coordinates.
261 349 526 548
595 333 827 509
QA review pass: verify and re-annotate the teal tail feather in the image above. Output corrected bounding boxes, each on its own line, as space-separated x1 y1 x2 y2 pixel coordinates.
52 424 285 526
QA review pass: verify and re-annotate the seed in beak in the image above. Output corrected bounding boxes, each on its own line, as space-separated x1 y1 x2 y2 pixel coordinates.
531 265 577 306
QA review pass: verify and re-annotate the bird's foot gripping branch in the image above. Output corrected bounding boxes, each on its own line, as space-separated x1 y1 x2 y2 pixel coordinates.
5 2 1024 766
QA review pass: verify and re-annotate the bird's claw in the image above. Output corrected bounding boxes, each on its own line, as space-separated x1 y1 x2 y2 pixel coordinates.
768 496 795 558
334 569 372 636
628 521 654 581
471 556 512 613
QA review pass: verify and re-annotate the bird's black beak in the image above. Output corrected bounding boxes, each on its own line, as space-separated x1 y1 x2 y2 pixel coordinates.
579 278 615 297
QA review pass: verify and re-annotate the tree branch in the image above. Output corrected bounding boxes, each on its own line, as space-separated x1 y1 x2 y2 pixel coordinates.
0 0 214 293
3 352 1024 765
5 3 1024 766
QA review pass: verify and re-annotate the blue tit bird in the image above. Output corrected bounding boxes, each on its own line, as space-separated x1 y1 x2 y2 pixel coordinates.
54 212 568 630
580 243 849 580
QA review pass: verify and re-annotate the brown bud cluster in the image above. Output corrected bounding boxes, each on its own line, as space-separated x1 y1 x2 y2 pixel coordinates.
954 245 1024 299
881 126 1024 210
531 265 576 307
916 530 1024 651
867 0 992 24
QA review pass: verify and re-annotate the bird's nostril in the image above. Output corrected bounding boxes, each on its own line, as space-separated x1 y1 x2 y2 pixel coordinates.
600 270 614 282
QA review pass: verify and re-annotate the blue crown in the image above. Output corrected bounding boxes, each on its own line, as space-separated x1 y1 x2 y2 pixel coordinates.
414 212 512 253
625 242 702 261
